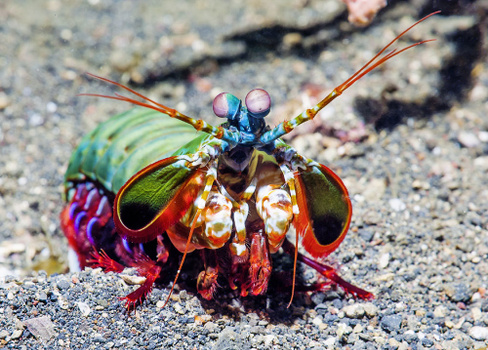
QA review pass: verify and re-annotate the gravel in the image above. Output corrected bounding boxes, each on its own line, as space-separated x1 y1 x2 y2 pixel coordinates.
1 0 488 349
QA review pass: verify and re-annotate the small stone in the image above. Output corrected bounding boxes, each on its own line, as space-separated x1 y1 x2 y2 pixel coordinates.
469 326 488 340
0 92 10 109
471 307 482 321
282 32 302 49
204 321 219 333
336 323 352 338
433 305 447 318
23 316 56 341
403 330 418 343
353 324 364 333
77 302 91 317
343 304 365 319
363 303 378 317
444 320 455 329
93 334 107 343
56 279 70 290
381 314 402 333
95 298 108 308
389 198 406 212
57 295 69 310
0 330 8 339
379 253 390 269
323 337 336 347
109 50 134 72
263 334 276 346
11 329 23 339
446 283 472 303
312 316 323 326
36 292 48 302
474 156 488 170
173 302 186 315
311 292 325 305
389 338 401 348
372 335 387 345
421 338 434 347
415 309 426 317
478 131 488 142
120 275 146 285
472 292 483 302
458 131 480 148
14 318 24 330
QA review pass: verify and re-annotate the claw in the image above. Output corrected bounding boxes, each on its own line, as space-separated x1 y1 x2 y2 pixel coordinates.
246 230 272 296
197 267 219 300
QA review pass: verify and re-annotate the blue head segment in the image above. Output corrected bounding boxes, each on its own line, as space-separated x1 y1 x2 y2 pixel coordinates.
213 89 272 145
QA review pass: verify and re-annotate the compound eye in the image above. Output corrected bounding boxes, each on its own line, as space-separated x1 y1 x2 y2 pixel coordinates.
213 92 241 120
245 88 271 118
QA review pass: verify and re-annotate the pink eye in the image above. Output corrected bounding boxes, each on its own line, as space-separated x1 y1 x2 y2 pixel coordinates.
212 92 241 120
245 89 271 117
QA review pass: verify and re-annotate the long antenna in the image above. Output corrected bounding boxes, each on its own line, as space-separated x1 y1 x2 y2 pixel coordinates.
260 11 439 144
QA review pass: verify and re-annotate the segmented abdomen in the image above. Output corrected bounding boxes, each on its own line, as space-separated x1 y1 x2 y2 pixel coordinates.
61 108 199 269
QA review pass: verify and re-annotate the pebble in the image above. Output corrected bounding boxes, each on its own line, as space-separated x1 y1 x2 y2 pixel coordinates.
471 307 482 321
0 92 10 109
433 305 447 318
312 316 323 326
336 323 352 338
120 275 146 285
381 315 402 333
388 338 402 348
389 198 406 212
363 303 378 317
323 337 337 347
11 329 22 340
378 252 390 269
403 330 418 343
77 301 91 316
458 131 480 148
204 321 219 333
445 283 472 303
469 326 488 340
173 302 186 315
23 316 56 341
56 279 71 290
109 50 135 72
343 304 365 319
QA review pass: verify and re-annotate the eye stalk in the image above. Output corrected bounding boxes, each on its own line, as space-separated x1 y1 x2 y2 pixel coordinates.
213 92 241 121
245 88 271 118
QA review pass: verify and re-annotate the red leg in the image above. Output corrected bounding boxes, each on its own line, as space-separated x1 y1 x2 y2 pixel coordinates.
87 249 124 273
115 243 167 312
121 262 162 312
282 240 373 300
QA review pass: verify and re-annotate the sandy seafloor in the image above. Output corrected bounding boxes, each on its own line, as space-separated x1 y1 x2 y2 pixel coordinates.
1 0 488 349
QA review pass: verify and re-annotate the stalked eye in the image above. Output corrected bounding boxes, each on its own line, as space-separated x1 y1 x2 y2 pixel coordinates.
245 88 271 118
213 92 241 120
